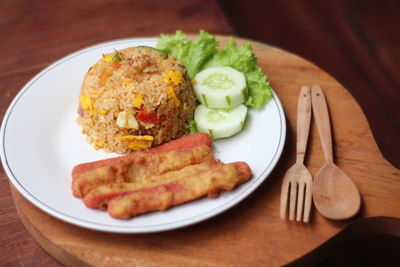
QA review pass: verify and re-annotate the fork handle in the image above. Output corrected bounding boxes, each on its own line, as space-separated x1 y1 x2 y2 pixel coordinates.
311 85 334 162
296 86 312 164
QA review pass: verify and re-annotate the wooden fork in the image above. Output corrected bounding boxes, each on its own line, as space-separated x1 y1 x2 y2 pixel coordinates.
280 86 313 222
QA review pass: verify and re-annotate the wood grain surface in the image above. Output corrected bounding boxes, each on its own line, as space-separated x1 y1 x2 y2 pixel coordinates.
0 0 233 266
7 38 400 266
1 0 399 266
218 0 400 168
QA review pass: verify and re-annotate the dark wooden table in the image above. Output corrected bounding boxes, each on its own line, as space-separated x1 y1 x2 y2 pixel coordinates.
0 0 399 266
0 1 233 265
219 0 400 169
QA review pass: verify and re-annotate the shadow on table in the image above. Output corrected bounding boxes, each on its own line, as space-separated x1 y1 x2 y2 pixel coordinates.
286 217 400 267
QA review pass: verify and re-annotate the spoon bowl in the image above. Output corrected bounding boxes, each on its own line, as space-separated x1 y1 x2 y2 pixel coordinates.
313 162 361 220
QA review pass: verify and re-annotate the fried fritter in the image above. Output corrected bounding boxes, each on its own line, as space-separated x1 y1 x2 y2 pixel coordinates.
107 162 251 219
83 160 217 209
71 133 253 220
72 145 214 198
72 133 211 180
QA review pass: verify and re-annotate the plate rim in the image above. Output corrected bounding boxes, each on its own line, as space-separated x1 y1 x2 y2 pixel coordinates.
0 38 286 233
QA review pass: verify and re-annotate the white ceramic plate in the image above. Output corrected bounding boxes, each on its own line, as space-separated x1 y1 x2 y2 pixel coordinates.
0 38 286 233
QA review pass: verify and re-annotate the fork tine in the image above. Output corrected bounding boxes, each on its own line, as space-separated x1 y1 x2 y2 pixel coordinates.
303 180 313 222
289 181 297 221
296 182 305 221
280 179 290 220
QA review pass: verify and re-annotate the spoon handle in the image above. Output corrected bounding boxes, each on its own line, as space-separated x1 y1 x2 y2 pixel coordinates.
311 85 334 162
296 86 312 164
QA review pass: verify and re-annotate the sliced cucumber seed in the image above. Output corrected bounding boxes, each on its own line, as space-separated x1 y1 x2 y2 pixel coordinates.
207 109 226 123
203 72 234 89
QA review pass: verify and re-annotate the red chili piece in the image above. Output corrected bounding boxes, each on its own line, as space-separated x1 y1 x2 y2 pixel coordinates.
137 108 158 124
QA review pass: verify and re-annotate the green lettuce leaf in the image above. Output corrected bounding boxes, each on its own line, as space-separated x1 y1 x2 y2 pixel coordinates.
157 30 218 78
156 30 272 108
245 66 272 108
203 39 256 73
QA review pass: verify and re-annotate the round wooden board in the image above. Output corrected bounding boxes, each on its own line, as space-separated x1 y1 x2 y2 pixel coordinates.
10 36 400 266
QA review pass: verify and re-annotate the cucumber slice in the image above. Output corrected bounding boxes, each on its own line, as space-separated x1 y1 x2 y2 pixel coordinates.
194 66 247 109
194 104 248 139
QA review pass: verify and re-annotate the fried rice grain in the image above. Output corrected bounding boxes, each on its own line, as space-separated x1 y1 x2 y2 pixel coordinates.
76 47 196 154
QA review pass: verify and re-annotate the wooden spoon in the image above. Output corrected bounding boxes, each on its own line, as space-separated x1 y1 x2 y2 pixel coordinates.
311 85 361 220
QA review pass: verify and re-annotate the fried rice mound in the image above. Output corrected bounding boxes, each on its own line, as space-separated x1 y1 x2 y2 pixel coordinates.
76 46 196 154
